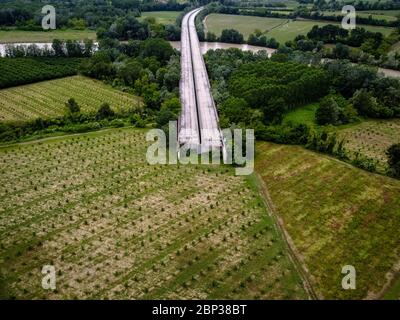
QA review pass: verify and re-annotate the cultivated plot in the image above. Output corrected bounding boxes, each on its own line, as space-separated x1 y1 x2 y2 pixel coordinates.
0 76 142 121
0 128 307 300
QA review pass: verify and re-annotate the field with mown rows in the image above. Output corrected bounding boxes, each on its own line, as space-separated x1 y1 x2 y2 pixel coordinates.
0 76 142 121
0 58 84 89
0 128 307 299
256 142 400 299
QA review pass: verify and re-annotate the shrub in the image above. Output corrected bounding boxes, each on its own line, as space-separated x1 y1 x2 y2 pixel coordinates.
96 103 115 120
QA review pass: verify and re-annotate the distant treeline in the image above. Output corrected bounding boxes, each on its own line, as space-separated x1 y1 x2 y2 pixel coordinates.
298 11 400 28
211 5 400 28
0 0 189 29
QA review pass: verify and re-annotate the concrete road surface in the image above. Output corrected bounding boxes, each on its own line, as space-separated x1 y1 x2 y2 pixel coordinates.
179 8 223 153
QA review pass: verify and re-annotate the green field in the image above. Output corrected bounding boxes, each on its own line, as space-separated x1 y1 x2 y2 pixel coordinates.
204 14 394 43
139 11 181 25
204 14 288 39
0 128 307 299
0 76 142 121
284 105 400 172
0 29 96 44
256 142 400 299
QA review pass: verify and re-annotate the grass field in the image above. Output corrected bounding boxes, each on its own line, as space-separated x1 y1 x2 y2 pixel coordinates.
256 142 400 299
204 14 394 43
0 30 96 44
139 11 181 25
0 128 307 299
204 14 288 39
283 103 318 126
0 76 142 121
338 119 400 171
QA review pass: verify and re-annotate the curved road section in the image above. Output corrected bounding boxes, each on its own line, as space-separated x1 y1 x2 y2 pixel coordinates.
179 8 223 153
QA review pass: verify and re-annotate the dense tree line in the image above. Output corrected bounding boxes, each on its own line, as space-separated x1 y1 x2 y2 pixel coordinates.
296 10 400 28
0 57 84 88
97 13 181 42
323 60 400 118
203 4 400 28
316 0 400 12
0 0 188 29
228 60 330 122
281 23 400 69
4 39 95 58
206 48 329 126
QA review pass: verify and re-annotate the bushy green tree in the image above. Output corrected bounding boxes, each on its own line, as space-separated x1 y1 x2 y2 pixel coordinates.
156 97 181 128
316 96 340 125
263 97 287 124
65 98 80 114
351 89 393 118
117 59 144 86
96 103 115 120
220 29 244 44
140 38 174 64
220 97 250 124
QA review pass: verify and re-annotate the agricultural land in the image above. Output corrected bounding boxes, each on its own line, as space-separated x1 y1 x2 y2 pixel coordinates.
0 128 307 300
256 142 400 299
0 76 142 121
204 14 394 42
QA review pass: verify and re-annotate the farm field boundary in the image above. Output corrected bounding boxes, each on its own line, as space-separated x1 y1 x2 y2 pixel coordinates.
0 75 142 121
255 141 400 299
